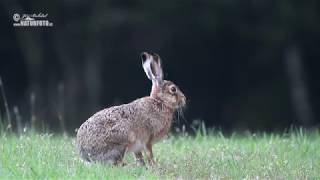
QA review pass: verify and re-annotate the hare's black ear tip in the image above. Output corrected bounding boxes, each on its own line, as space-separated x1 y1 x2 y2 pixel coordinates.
150 52 159 57
141 52 148 62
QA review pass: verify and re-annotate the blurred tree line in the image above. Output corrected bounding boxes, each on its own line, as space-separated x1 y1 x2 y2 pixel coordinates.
0 0 319 132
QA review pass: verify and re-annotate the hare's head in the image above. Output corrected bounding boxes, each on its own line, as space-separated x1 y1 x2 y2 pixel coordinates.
141 52 186 110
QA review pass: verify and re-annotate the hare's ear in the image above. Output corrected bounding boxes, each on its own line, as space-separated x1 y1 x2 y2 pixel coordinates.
141 52 163 85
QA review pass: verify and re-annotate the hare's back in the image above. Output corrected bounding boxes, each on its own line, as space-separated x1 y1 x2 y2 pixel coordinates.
76 104 138 146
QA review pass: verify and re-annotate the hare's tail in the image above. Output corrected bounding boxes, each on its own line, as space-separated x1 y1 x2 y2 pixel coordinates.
77 145 92 162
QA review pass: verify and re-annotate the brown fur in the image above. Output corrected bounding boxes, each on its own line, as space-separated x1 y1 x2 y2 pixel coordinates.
76 53 186 166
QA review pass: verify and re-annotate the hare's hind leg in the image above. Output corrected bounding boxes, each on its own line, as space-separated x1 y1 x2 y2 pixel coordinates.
96 145 127 166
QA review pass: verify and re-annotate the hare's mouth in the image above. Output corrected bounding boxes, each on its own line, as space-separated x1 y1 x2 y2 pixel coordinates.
178 96 187 108
178 101 185 108
174 105 187 124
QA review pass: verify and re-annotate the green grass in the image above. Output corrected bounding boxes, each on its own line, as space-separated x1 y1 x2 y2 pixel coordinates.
0 130 319 179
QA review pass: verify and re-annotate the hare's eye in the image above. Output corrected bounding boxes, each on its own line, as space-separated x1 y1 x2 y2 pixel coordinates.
170 86 177 93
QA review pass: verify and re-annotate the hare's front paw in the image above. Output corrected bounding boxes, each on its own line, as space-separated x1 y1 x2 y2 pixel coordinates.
136 159 146 166
116 159 127 167
134 152 146 166
148 159 156 167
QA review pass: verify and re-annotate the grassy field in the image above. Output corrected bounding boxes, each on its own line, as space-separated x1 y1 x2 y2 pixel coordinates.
0 130 319 179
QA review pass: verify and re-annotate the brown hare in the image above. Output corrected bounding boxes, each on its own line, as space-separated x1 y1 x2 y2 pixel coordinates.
76 52 186 166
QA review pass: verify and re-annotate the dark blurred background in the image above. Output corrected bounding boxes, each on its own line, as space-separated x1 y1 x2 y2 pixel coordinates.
0 0 319 133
